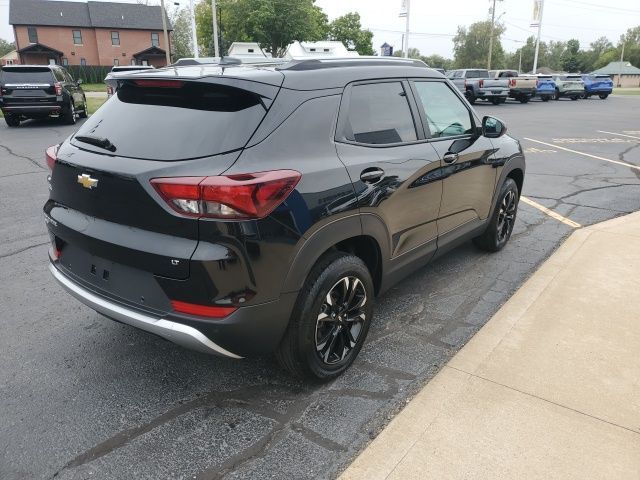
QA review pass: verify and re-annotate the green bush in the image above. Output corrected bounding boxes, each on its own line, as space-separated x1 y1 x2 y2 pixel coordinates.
65 65 112 84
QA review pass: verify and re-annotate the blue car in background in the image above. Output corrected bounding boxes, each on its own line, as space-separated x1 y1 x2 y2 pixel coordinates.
535 75 556 102
581 74 613 99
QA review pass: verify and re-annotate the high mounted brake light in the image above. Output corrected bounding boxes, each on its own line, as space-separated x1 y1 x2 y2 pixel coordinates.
151 170 301 220
133 79 184 88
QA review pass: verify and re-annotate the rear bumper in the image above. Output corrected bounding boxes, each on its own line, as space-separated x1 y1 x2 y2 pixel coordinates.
476 88 509 98
49 261 298 358
49 262 243 358
585 88 613 94
509 88 536 98
1 104 62 115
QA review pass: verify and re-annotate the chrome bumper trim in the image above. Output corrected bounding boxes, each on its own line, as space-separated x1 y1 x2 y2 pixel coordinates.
49 263 242 359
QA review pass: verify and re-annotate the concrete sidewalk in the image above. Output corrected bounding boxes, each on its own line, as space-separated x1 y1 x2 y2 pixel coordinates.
341 212 640 480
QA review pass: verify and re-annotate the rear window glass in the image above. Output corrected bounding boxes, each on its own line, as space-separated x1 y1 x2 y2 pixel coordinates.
1 68 53 84
72 81 266 161
465 70 488 78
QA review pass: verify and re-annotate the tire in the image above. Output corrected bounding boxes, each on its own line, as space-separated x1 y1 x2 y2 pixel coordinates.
473 178 519 253
519 95 530 104
78 96 88 118
4 114 20 127
275 251 374 380
63 101 76 125
554 89 561 100
498 98 506 104
599 93 609 99
490 97 500 105
465 90 476 105
570 95 579 101
541 95 550 102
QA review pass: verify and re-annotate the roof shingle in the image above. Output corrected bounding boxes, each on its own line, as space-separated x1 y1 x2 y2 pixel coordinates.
9 0 171 30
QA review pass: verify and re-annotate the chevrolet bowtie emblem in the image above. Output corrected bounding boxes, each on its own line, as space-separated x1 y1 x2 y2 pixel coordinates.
77 173 98 189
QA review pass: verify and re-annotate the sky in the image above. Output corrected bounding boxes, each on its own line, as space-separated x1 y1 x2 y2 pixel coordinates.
1 0 639 58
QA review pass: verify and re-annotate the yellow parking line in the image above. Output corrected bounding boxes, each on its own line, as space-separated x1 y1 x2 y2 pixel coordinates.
524 137 640 171
597 130 640 141
520 196 582 228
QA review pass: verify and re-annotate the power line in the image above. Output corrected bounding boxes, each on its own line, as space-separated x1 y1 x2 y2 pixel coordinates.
551 0 640 14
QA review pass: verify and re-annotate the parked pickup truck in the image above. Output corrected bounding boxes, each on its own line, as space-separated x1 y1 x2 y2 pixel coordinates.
446 69 510 105
489 70 538 103
553 75 585 100
581 74 613 99
535 75 556 102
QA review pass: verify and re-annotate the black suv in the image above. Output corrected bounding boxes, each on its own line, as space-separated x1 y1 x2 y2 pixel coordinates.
0 65 87 127
45 58 525 379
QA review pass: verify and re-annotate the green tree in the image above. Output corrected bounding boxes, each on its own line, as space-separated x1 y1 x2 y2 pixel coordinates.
0 39 15 57
561 38 584 72
328 12 374 55
170 6 194 60
196 0 328 57
453 21 506 69
393 47 422 59
545 40 566 71
421 54 454 70
620 26 640 68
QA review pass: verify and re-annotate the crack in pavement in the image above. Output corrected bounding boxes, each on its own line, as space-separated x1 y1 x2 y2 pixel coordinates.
0 143 45 170
0 241 49 260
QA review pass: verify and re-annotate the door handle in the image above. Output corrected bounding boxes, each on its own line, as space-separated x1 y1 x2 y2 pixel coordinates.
443 152 459 164
360 168 384 183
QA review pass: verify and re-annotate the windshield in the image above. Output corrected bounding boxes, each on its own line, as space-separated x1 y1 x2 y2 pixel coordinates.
72 80 267 161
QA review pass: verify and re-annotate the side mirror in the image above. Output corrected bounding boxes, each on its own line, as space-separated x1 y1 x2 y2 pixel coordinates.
482 116 507 138
77 78 83 85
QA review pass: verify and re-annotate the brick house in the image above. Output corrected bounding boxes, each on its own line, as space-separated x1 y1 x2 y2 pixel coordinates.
9 0 172 67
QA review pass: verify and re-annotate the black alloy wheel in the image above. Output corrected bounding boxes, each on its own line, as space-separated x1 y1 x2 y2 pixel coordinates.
315 276 367 365
496 189 517 244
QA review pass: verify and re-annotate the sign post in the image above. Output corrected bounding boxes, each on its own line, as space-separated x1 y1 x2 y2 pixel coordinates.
532 0 545 73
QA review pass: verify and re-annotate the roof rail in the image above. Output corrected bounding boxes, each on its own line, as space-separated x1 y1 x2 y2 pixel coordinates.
170 56 287 67
276 57 428 71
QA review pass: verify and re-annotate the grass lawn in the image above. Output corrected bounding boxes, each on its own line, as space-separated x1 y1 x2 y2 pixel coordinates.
86 96 107 115
81 82 107 92
612 88 640 96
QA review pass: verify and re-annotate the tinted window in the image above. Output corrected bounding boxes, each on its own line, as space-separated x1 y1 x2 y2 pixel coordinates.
413 81 473 138
0 67 53 84
346 82 417 145
72 81 267 161
52 69 65 82
466 70 489 78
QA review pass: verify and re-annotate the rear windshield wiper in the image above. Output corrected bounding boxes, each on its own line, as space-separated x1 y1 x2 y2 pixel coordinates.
74 135 117 152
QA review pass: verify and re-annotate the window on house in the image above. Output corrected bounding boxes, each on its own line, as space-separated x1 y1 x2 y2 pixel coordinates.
27 26 38 43
130 59 136 65
151 32 159 47
111 31 120 46
80 58 86 66
73 30 83 45
114 59 119 66
62 58 69 66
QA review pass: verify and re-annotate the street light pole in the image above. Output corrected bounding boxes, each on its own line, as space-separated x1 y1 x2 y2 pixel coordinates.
487 0 496 69
403 0 410 58
532 0 545 73
212 0 220 57
160 0 171 65
189 0 199 58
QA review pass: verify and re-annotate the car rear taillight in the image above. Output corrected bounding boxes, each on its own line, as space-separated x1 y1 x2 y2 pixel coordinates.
536 80 539 88
151 170 301 220
45 144 59 170
106 85 114 95
171 300 237 318
509 78 516 88
478 79 484 88
54 82 62 96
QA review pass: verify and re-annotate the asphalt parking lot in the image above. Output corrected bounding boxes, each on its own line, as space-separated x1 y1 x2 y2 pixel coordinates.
1 95 639 480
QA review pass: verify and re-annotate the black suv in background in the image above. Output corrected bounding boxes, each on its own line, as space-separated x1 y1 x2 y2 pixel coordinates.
0 65 87 127
45 58 525 379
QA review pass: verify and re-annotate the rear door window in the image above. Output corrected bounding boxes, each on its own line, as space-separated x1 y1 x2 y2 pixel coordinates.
1 67 54 84
344 81 417 145
71 80 268 161
413 81 474 139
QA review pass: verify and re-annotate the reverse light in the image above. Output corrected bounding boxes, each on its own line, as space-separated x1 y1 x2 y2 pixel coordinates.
54 82 62 96
171 300 237 318
45 144 59 170
151 170 301 220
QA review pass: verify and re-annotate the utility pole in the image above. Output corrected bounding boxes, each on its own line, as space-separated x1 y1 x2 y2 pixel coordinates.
403 0 411 58
160 0 171 65
487 0 496 69
189 0 199 58
519 49 522 73
532 0 545 73
212 0 220 57
618 41 625 87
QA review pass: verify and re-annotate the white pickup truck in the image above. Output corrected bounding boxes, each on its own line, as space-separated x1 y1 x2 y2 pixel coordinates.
489 70 538 103
446 69 510 105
